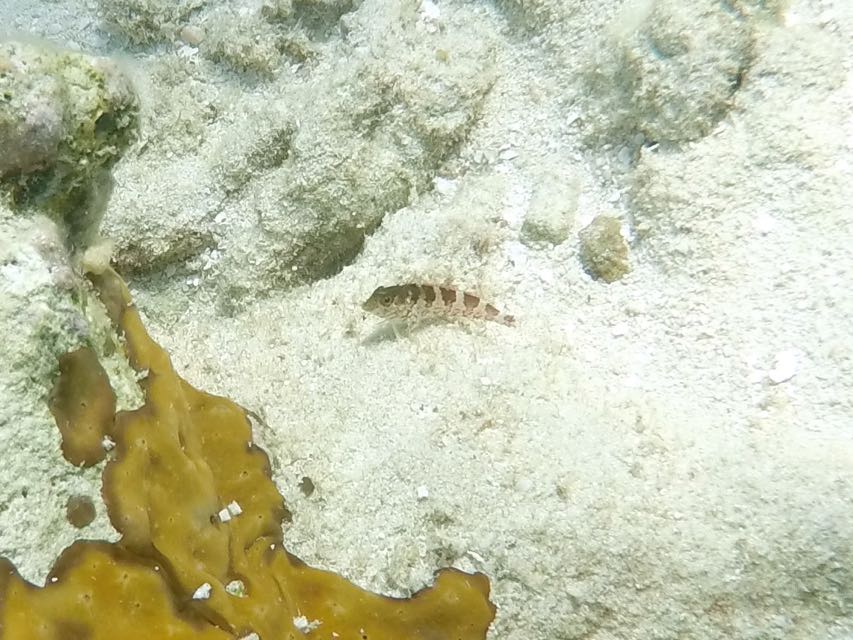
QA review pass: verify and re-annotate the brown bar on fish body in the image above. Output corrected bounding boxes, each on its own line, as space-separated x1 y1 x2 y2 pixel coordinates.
362 284 515 327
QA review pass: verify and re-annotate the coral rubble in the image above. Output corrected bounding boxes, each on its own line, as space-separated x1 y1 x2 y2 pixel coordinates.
0 267 495 640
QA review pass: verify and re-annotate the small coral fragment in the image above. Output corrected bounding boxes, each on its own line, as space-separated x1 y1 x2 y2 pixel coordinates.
578 215 631 283
48 347 116 467
201 9 285 76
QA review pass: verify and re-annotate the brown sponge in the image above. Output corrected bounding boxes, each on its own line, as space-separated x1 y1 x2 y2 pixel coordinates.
0 542 229 640
0 267 495 640
48 346 116 467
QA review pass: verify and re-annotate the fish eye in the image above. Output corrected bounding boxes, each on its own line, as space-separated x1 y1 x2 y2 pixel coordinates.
381 295 393 305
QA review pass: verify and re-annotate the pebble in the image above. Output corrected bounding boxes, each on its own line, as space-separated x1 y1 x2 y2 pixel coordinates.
179 26 205 45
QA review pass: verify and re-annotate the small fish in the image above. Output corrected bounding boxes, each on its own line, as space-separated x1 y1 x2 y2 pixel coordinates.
362 284 515 327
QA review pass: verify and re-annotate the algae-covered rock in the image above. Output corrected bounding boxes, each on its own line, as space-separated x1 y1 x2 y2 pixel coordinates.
578 214 630 282
0 41 138 245
200 0 356 75
0 111 141 576
201 7 288 76
583 0 755 144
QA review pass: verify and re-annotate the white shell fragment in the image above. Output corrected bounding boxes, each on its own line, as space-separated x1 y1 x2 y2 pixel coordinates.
768 349 799 384
226 579 247 597
467 550 485 564
293 615 322 633
192 582 212 600
219 500 243 522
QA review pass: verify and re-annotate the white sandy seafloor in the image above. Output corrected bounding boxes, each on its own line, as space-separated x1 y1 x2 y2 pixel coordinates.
2 0 853 638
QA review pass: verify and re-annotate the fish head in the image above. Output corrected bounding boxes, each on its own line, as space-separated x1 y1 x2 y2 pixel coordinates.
362 286 399 317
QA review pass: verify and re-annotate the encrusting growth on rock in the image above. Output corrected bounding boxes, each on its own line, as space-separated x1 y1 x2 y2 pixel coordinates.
48 346 117 467
0 268 496 639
